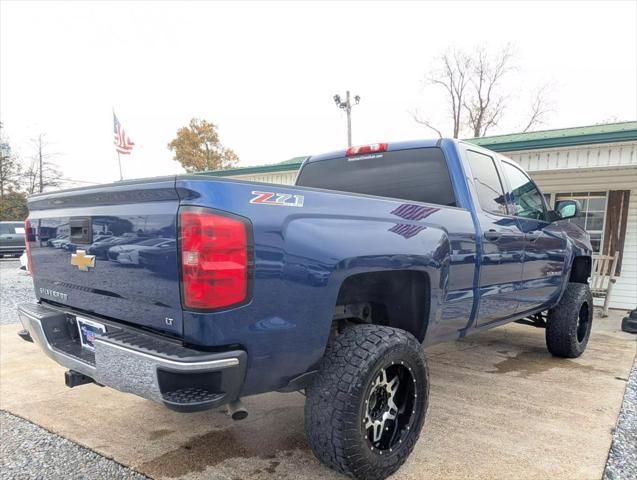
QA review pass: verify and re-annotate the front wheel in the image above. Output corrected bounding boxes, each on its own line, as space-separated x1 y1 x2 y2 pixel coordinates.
546 282 593 358
305 325 428 480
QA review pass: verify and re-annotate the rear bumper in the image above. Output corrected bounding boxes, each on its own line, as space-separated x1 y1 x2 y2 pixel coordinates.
17 302 247 412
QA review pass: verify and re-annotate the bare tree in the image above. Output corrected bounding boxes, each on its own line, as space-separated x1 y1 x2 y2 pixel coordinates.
409 109 443 138
521 84 553 132
419 49 472 138
416 44 552 138
464 45 514 137
24 134 62 194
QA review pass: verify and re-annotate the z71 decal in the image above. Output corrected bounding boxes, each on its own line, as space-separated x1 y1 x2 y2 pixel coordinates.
250 191 305 207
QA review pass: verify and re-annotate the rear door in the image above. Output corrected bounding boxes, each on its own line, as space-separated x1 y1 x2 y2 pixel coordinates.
500 160 567 312
27 179 183 337
464 149 525 325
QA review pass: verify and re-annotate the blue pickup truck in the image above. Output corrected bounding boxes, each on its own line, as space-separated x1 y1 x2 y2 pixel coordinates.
18 139 592 479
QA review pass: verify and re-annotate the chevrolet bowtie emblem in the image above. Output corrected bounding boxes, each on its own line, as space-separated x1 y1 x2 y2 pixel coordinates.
71 250 96 271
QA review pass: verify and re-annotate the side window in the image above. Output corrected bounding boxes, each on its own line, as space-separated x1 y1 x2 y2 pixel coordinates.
465 150 508 215
501 162 547 221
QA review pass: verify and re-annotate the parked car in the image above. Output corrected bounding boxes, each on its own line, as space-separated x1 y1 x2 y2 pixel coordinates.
137 239 177 273
0 221 26 257
108 238 173 265
18 139 592 480
47 235 70 249
64 233 113 253
86 234 148 259
19 251 28 271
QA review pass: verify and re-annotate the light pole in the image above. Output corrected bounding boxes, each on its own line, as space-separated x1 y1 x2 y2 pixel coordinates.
333 91 360 147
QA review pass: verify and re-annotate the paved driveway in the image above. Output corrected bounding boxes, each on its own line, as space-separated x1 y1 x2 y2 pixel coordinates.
1 260 635 479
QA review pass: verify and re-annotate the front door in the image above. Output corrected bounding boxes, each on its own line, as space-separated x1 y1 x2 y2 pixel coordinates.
500 161 567 312
464 150 525 325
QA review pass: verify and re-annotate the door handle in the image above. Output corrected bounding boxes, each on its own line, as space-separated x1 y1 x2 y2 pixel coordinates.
526 231 542 242
484 229 502 241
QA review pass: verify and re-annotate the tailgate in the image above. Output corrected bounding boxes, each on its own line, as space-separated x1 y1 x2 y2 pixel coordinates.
26 178 183 337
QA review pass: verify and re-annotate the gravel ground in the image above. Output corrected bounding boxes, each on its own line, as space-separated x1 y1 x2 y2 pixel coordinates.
0 258 36 324
0 411 148 480
604 355 637 480
1 259 148 479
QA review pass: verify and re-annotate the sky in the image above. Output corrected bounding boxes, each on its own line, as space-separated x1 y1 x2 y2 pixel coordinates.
1 0 636 186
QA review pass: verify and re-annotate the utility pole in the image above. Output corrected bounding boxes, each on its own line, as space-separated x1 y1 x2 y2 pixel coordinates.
333 91 360 147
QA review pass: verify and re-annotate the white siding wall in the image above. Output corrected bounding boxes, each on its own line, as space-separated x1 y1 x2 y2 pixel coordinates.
228 171 297 185
507 141 636 172
530 167 637 310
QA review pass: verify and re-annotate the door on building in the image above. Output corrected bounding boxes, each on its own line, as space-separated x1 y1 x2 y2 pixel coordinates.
464 150 525 325
500 161 567 313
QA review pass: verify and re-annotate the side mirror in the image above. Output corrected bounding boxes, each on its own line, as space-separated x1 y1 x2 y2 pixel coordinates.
554 199 580 220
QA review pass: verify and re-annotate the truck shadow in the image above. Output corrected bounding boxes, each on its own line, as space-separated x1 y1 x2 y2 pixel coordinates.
138 404 327 479
492 350 611 378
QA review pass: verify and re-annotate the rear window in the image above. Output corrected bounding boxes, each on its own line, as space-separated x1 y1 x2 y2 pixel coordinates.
0 223 25 235
296 147 456 206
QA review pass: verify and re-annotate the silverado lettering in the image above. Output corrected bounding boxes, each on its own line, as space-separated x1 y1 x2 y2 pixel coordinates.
39 288 68 302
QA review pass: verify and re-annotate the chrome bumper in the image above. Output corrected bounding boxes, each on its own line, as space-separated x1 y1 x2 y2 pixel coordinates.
18 302 247 412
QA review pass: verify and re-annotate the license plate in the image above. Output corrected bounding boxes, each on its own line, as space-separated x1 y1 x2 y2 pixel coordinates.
76 317 106 350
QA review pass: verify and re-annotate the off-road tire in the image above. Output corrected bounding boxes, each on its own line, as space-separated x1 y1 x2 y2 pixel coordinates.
305 325 428 480
546 282 593 358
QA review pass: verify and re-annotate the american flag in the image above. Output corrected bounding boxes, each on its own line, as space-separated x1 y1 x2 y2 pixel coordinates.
113 112 135 154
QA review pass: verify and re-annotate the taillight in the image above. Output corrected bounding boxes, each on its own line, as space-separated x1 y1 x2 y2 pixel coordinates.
345 143 388 157
179 207 249 310
24 219 34 275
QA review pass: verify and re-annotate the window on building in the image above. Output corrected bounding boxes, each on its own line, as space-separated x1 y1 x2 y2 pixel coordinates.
555 192 607 252
465 150 508 215
501 161 547 221
543 193 551 205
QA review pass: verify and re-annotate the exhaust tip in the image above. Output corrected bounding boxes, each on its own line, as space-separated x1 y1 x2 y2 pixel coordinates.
226 399 248 420
232 410 248 421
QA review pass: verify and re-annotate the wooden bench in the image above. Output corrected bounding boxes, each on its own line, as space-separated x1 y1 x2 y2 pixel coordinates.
591 251 620 317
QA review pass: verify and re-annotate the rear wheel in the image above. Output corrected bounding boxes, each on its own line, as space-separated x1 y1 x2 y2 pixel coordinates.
546 282 593 358
305 325 428 480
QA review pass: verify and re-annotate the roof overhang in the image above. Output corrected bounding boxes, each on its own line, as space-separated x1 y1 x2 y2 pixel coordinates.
468 123 637 152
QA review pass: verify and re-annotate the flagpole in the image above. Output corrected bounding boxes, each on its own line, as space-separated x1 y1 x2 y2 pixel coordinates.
117 151 123 181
